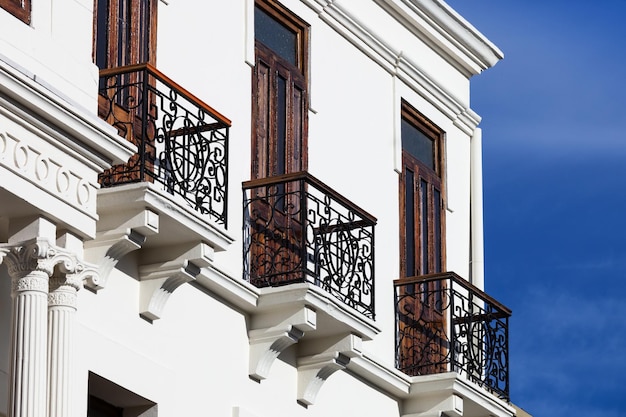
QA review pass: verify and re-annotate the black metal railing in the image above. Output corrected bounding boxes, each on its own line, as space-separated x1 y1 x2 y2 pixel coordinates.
98 63 230 227
394 272 510 400
243 172 376 319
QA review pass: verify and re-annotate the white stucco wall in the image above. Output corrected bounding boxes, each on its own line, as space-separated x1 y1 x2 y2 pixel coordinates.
0 0 99 111
0 0 500 415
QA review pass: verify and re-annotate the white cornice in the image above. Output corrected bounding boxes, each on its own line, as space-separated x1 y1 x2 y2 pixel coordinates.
0 56 136 169
301 0 496 129
374 0 503 76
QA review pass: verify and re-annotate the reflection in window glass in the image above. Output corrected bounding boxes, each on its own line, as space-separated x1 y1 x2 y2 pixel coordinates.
255 5 297 65
401 118 435 171
405 169 416 277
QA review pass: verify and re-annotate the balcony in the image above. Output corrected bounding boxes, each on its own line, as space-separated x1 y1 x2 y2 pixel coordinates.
98 63 230 227
242 172 376 319
394 272 510 401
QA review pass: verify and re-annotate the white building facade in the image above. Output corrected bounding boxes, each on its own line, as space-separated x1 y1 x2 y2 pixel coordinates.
0 0 523 416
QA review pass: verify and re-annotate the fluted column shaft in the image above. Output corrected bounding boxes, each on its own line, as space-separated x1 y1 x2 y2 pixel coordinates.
2 229 94 417
47 279 78 417
8 270 49 417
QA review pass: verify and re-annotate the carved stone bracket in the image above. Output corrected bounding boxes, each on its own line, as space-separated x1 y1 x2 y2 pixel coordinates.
138 242 214 322
83 209 159 291
248 306 317 382
296 333 363 406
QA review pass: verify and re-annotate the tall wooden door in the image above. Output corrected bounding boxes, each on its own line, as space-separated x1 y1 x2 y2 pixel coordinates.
94 0 157 183
398 101 447 375
249 1 309 286
252 1 307 180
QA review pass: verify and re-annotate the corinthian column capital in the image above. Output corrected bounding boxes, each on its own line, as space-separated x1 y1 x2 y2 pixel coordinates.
1 238 99 287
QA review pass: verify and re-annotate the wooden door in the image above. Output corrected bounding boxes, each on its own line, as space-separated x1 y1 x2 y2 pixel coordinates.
398 102 448 375
249 1 309 286
94 0 157 183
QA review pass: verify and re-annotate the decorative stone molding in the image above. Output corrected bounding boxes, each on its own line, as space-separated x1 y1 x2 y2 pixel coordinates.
13 273 49 294
84 230 147 291
138 242 214 322
83 209 159 291
0 231 95 417
296 333 363 406
248 306 317 382
0 129 100 216
0 237 94 280
48 288 78 309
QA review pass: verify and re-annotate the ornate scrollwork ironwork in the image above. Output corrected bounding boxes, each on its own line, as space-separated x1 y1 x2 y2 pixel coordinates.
243 172 376 319
98 64 230 227
394 273 510 400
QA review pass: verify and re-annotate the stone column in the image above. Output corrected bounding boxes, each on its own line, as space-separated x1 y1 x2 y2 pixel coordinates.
47 276 80 417
3 244 51 417
1 220 93 417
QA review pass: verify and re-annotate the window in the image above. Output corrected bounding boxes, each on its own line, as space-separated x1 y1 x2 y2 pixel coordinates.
88 372 157 417
251 0 308 179
93 0 157 71
0 0 30 24
93 0 157 116
399 100 445 278
247 0 309 286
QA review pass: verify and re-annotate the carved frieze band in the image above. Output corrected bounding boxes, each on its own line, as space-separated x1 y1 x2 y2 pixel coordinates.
48 288 78 308
0 128 98 214
13 273 49 294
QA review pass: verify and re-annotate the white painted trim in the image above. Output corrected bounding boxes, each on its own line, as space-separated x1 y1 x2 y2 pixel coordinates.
347 353 412 398
392 74 402 174
470 128 484 290
245 0 255 67
374 0 503 75
193 263 258 312
299 0 491 126
0 57 136 168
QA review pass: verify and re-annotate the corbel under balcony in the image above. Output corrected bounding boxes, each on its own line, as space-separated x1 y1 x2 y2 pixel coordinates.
248 305 317 382
247 283 380 405
138 242 214 322
83 182 235 318
296 333 363 406
83 209 158 291
338 352 516 417
402 373 515 417
343 359 515 417
255 283 380 340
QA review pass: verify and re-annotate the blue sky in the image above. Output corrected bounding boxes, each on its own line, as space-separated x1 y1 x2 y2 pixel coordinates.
444 1 626 416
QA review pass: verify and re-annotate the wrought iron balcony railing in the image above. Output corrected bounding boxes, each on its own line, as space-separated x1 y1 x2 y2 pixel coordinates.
98 63 230 227
243 172 377 319
394 272 511 401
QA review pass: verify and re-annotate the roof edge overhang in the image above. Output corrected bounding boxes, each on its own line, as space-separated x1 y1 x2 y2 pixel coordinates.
374 0 504 76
